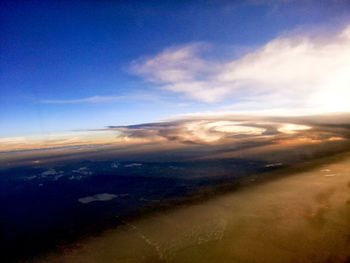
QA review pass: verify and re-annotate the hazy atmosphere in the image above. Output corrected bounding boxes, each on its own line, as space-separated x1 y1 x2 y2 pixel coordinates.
1 1 350 262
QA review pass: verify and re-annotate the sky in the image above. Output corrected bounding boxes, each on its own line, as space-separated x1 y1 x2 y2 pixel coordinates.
1 0 350 138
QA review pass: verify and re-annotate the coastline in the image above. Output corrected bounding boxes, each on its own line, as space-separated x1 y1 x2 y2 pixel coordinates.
27 150 350 263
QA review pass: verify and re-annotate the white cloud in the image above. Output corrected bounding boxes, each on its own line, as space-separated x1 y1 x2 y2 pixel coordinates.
277 124 311 134
78 193 117 204
131 43 213 83
131 43 226 103
132 25 350 112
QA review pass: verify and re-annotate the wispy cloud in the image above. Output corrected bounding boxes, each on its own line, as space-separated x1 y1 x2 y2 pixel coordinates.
41 95 126 104
41 94 159 104
132 25 350 112
131 43 225 103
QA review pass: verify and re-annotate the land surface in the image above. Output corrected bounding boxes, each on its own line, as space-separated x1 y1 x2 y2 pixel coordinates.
35 152 350 263
1 116 350 262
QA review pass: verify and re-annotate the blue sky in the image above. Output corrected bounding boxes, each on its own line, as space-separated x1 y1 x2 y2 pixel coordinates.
1 0 350 137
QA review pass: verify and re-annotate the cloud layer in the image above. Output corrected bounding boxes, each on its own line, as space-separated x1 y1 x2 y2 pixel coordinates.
108 113 350 145
132 25 350 112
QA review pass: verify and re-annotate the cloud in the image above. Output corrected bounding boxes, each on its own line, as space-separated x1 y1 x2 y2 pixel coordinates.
41 95 126 104
41 94 160 104
131 43 212 83
132 25 350 112
131 43 226 103
0 130 121 152
78 193 117 204
108 113 350 145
